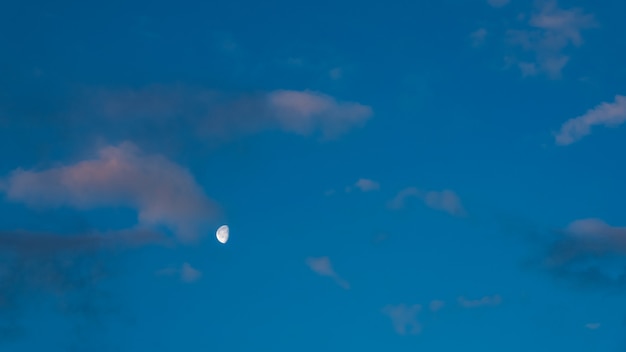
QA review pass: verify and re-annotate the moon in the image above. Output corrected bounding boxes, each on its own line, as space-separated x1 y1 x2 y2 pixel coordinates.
216 225 229 244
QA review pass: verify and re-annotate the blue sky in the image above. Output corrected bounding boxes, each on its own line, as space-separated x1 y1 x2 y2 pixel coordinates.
1 0 626 350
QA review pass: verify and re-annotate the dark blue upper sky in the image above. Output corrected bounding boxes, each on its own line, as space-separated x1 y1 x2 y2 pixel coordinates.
1 0 626 351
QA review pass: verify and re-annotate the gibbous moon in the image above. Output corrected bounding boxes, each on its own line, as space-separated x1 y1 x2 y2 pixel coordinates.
216 225 229 244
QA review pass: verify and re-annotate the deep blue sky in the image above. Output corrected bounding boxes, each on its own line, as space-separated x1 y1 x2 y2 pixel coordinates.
1 0 626 351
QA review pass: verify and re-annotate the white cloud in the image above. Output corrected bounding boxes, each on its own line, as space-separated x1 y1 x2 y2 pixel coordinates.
388 187 466 216
585 322 600 330
554 95 626 145
2 142 218 243
382 304 422 335
306 256 350 289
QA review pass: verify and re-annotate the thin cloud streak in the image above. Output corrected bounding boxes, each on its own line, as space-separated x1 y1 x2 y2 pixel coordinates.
555 95 626 145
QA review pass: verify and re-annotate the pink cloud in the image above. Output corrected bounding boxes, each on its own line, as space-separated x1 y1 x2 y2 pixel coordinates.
382 304 422 335
555 95 626 145
267 90 372 138
306 256 350 289
87 86 373 141
2 142 218 243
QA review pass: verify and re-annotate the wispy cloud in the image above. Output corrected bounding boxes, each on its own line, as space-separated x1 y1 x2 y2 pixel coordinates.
388 187 466 216
504 1 595 78
0 228 161 342
346 178 380 193
470 28 488 47
85 85 373 141
1 142 218 243
554 95 626 145
382 304 422 335
329 67 343 80
585 322 601 330
266 90 372 138
429 300 445 312
458 294 502 308
487 0 509 8
306 256 350 289
157 262 203 283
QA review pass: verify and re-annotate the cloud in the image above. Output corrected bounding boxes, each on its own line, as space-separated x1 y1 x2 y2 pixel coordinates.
329 67 343 80
554 95 626 145
86 85 372 141
585 322 601 330
181 263 202 283
388 187 466 216
306 256 350 289
429 300 445 312
505 1 595 78
540 218 626 287
487 0 510 7
1 142 218 243
387 187 420 209
346 178 380 193
458 295 502 308
266 90 372 138
382 304 422 335
158 262 202 283
0 228 161 343
470 28 488 47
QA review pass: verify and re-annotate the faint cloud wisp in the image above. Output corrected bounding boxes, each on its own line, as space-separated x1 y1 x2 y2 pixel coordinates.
382 304 422 335
388 187 466 217
554 95 626 145
305 256 350 289
504 1 596 78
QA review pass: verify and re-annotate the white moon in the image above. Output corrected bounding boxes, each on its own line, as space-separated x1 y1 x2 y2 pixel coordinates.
216 225 229 244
